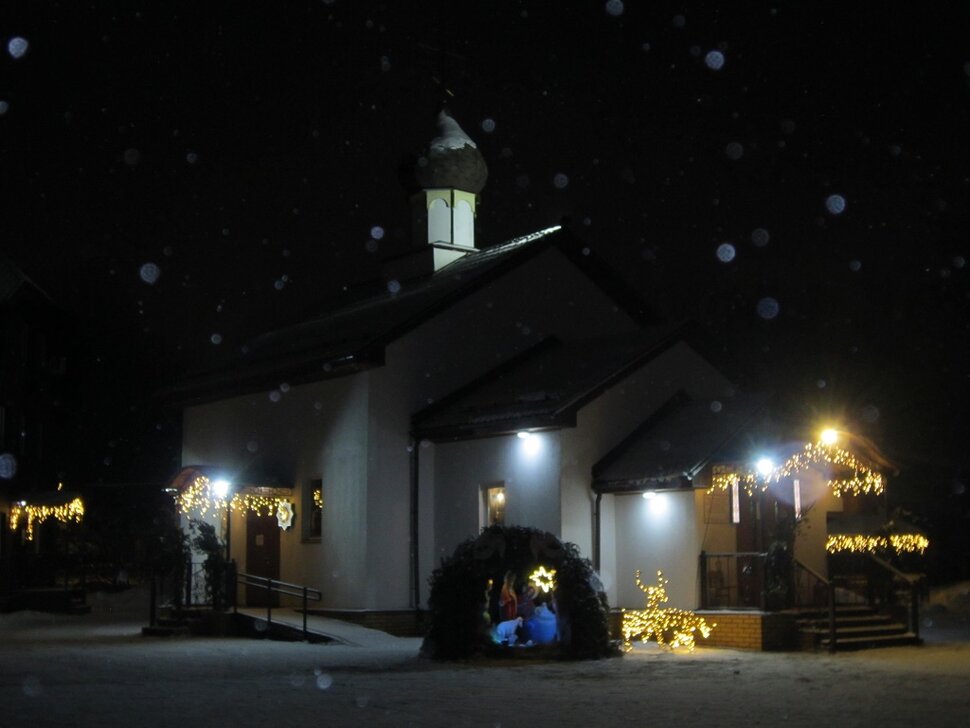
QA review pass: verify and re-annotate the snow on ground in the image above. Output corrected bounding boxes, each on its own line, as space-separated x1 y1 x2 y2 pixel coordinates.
2 585 969 728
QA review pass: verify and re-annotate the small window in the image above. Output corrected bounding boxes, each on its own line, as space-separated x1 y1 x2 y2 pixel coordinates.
303 478 322 541
485 485 506 527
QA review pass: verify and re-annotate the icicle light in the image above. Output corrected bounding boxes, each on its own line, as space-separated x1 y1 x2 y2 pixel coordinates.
825 533 929 555
9 497 85 541
176 476 293 519
708 440 884 497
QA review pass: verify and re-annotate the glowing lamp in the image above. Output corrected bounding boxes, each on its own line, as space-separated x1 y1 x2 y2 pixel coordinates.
212 479 231 499
755 457 775 477
820 429 839 445
642 490 656 500
517 431 541 455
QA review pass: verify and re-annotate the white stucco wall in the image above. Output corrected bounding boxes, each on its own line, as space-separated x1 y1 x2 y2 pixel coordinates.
366 246 644 609
569 341 736 607
612 490 702 610
181 374 369 609
427 432 562 580
179 244 699 612
792 470 843 578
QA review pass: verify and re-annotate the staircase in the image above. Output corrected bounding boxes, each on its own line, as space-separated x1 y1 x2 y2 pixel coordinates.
796 604 920 651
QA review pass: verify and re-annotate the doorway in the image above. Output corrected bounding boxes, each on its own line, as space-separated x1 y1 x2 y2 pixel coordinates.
245 510 280 607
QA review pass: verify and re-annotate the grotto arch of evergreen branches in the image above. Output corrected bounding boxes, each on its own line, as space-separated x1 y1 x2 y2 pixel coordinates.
421 525 618 660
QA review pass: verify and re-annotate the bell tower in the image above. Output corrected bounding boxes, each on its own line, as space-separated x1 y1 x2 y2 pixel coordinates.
387 111 488 280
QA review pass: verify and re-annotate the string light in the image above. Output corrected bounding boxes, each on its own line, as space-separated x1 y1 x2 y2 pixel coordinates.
175 476 294 519
9 497 85 541
708 440 884 497
621 571 715 652
312 488 323 509
529 566 557 594
825 533 929 555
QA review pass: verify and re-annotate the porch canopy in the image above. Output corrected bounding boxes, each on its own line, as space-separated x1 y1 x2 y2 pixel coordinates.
592 392 770 494
412 327 686 442
166 465 293 519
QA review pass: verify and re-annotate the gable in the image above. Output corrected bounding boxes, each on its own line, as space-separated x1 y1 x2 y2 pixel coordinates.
164 226 659 406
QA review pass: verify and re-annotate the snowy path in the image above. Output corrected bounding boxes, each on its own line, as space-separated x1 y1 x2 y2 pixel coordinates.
1 591 969 728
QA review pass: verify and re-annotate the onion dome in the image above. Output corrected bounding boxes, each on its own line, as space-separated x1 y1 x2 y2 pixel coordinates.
410 110 488 193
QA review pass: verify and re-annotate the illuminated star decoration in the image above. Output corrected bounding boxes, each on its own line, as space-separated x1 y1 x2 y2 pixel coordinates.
9 497 85 541
621 571 715 652
276 501 295 530
529 566 557 594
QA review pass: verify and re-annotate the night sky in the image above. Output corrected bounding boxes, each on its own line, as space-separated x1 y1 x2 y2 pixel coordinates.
3 1 969 516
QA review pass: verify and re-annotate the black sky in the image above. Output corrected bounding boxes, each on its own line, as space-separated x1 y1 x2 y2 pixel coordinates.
2 1 969 501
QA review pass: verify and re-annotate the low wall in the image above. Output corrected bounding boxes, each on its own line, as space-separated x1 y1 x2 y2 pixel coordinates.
610 609 797 651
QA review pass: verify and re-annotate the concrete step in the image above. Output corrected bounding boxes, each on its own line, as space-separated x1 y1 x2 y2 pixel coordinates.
797 613 895 630
820 632 921 651
805 621 910 640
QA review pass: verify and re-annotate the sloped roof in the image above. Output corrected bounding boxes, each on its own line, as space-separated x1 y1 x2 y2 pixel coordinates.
0 254 52 305
164 225 658 404
592 392 770 493
412 326 687 441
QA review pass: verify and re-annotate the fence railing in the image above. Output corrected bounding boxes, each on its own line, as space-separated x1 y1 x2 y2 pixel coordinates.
793 558 837 652
233 569 323 640
699 551 767 609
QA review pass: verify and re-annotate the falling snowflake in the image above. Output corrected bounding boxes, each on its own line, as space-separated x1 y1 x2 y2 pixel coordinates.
716 243 736 262
725 142 744 160
605 0 625 17
704 50 725 70
825 194 847 215
139 263 161 285
7 37 29 59
756 297 780 320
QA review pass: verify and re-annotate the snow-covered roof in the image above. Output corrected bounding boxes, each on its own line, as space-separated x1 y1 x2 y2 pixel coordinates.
429 110 477 152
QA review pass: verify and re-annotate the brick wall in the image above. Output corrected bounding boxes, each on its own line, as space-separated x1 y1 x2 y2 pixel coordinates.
611 609 796 651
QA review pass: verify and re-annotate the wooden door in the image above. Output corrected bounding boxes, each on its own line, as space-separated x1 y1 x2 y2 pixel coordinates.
245 510 280 607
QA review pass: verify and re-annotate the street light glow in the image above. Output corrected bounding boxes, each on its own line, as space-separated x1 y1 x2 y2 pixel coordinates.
755 457 775 477
212 479 231 499
820 428 839 445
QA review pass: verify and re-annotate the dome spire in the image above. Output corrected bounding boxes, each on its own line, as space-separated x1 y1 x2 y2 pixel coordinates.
393 110 487 277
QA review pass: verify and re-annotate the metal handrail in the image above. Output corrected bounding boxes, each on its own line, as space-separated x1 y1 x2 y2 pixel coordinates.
234 569 322 640
868 554 922 640
699 551 768 609
793 558 837 653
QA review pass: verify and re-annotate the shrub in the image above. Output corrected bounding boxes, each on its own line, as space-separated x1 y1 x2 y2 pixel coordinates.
421 525 617 660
